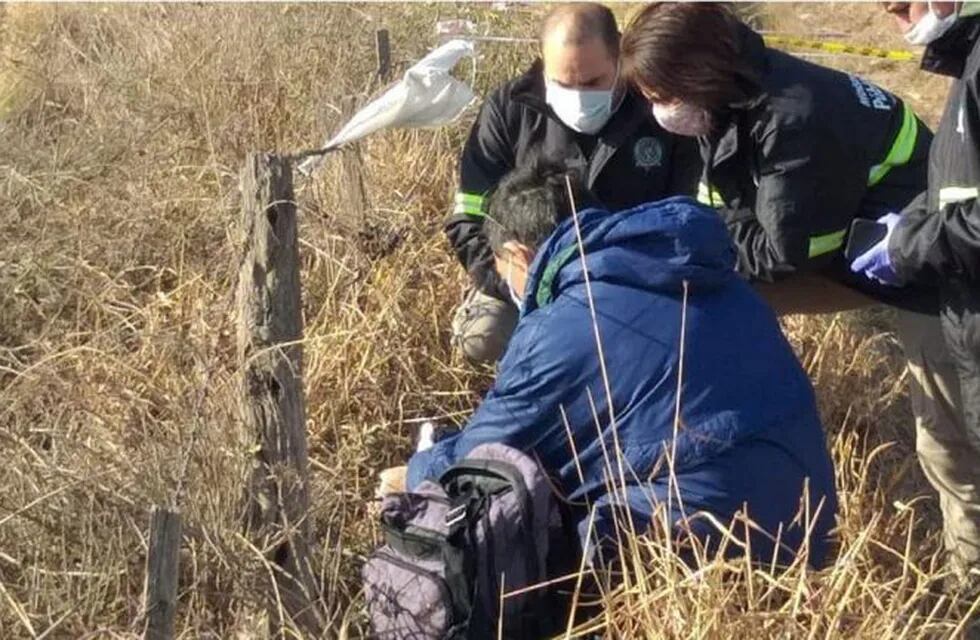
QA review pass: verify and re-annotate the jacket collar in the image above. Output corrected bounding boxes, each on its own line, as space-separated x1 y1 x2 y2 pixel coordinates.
734 22 770 90
510 59 550 111
921 15 980 78
526 198 737 310
705 112 742 166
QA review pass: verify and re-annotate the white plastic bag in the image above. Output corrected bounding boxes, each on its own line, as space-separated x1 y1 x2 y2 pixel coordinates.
299 39 477 175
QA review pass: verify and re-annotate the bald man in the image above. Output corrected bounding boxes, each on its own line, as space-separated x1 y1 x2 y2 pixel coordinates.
446 3 701 364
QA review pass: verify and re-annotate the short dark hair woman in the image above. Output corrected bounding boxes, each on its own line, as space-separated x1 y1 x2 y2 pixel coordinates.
622 4 758 136
620 2 933 298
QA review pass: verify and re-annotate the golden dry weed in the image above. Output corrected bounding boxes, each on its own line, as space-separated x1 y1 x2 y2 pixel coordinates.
0 3 974 638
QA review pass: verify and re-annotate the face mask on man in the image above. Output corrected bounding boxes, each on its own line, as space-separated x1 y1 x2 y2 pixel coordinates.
904 2 959 45
545 80 614 135
651 101 714 138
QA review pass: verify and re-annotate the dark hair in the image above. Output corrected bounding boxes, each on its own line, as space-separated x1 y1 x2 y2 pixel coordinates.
620 3 757 110
540 3 621 58
485 152 595 254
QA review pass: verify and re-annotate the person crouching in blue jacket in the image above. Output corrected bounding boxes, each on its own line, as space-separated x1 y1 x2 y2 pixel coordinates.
408 157 838 568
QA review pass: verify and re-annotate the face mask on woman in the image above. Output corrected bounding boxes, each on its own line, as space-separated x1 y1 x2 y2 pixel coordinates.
651 101 714 138
904 2 959 45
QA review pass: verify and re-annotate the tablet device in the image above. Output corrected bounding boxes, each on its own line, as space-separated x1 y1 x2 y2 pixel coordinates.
844 218 889 262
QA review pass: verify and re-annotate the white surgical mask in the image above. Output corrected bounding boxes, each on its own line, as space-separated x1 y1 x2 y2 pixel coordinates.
545 79 614 135
651 101 714 138
505 260 524 312
904 2 959 45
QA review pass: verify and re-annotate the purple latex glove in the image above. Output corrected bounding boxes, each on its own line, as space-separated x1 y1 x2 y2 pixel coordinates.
849 212 904 286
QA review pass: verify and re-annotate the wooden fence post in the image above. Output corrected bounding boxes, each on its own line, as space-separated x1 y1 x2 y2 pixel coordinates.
337 96 371 229
237 153 320 635
143 506 181 640
375 29 391 82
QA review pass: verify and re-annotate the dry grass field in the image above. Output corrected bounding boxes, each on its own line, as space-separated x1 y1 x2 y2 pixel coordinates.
0 2 975 638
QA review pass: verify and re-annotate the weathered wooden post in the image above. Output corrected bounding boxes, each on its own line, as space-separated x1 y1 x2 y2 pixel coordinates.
375 29 391 83
237 153 320 635
143 506 181 640
337 96 371 229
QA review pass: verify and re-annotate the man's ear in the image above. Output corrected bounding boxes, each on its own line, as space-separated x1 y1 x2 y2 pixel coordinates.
502 241 536 271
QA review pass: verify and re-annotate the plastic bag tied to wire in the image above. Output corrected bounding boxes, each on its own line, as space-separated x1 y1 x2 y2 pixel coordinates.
297 39 477 176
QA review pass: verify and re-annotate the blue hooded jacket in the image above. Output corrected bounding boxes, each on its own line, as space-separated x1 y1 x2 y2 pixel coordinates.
409 197 837 567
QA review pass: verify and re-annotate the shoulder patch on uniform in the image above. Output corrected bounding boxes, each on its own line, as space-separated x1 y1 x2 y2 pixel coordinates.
633 137 664 170
847 74 893 111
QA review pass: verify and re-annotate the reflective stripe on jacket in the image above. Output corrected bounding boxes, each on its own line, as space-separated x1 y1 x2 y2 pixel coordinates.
891 15 980 287
697 24 938 311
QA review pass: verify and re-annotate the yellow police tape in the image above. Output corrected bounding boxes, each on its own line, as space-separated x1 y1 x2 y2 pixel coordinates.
763 35 918 63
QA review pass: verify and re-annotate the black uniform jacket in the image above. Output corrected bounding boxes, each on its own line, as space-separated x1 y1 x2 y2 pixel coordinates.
699 24 937 312
892 16 980 291
894 15 980 429
445 60 701 301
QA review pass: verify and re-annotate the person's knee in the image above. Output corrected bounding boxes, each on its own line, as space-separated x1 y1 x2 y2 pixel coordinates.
456 328 508 364
451 291 518 364
894 310 957 367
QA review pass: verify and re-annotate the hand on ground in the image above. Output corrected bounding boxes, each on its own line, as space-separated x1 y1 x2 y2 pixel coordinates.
376 466 408 498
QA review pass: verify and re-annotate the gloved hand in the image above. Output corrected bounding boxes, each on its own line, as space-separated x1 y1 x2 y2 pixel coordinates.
849 212 904 287
416 421 437 452
415 421 460 452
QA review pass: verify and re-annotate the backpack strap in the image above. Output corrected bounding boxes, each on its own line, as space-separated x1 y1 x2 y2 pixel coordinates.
441 459 546 636
441 485 486 636
443 460 543 584
442 535 474 636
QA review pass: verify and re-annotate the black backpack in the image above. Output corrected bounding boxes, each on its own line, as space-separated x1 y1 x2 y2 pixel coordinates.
363 443 578 639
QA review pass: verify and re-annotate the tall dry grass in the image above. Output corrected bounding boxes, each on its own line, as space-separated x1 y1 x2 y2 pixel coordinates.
0 2 973 638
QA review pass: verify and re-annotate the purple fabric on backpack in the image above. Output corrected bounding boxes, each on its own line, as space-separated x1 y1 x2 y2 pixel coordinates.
362 443 571 639
363 481 453 639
